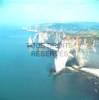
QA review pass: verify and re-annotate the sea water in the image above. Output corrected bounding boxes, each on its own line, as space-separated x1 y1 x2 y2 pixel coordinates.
0 26 99 100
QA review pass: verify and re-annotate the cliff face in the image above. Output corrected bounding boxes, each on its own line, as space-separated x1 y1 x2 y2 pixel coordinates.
33 22 99 43
37 31 65 43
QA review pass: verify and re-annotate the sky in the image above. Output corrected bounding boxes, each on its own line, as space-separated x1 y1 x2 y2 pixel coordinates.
0 0 99 25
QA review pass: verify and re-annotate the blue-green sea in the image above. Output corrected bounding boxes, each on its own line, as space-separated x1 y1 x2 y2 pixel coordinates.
0 26 99 100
